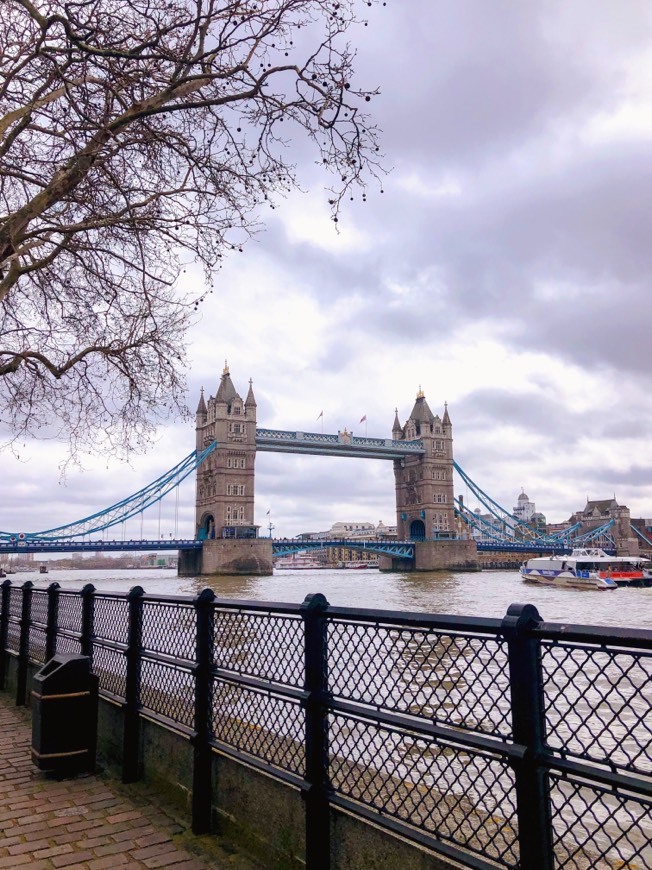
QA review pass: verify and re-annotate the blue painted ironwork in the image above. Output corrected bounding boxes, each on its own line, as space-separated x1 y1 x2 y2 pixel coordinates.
0 430 626 558
631 523 652 548
256 428 424 460
453 467 598 550
454 499 516 544
0 538 202 554
570 518 616 548
0 442 217 542
272 539 415 559
454 462 543 539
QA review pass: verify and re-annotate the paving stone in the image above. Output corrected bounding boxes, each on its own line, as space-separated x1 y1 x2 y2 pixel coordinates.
0 693 258 869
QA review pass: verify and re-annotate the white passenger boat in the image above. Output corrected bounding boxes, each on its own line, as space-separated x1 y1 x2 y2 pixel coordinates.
274 552 327 570
520 548 652 590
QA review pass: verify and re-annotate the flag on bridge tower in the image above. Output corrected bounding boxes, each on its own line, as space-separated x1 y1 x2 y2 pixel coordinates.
316 410 323 420
359 415 366 423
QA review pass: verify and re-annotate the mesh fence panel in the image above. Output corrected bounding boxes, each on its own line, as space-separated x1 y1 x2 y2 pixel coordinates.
139 658 195 727
542 641 652 776
27 626 47 664
93 643 127 699
142 601 196 659
330 712 519 867
30 590 48 626
6 621 19 652
214 609 304 687
550 774 652 869
94 596 130 645
58 593 82 634
55 634 82 656
8 586 21 619
211 679 305 776
328 620 511 738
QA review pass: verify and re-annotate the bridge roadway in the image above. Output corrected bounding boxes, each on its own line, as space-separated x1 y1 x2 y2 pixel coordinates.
255 428 425 459
0 537 570 557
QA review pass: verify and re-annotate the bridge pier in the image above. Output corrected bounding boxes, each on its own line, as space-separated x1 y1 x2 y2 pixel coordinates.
381 540 480 572
179 539 274 577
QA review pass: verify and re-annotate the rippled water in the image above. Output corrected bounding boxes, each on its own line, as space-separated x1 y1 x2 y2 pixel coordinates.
11 566 652 630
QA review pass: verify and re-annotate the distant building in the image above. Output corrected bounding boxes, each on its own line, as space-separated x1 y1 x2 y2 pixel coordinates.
292 520 395 567
297 520 398 541
513 490 535 523
510 490 546 537
567 498 638 556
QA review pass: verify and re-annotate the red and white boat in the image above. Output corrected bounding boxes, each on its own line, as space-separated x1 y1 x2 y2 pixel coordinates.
520 547 652 590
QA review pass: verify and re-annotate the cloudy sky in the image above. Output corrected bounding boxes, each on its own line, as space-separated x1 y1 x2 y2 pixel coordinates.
3 0 652 541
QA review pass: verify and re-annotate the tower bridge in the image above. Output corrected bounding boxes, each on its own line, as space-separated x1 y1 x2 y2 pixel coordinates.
1 364 646 573
188 365 478 575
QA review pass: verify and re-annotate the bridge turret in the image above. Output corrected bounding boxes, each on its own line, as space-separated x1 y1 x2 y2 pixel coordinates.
245 379 257 409
442 402 451 433
195 388 207 451
392 408 402 439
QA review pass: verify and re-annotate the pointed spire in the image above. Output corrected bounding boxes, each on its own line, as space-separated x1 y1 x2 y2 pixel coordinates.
442 401 451 427
245 378 257 407
196 386 207 416
392 407 402 437
408 389 435 425
216 364 237 403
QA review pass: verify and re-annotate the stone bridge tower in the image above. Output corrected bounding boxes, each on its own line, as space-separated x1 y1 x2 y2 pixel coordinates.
179 364 272 576
194 363 258 540
393 390 455 540
391 391 478 570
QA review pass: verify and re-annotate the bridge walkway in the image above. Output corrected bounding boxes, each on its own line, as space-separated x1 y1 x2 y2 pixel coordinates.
0 694 258 870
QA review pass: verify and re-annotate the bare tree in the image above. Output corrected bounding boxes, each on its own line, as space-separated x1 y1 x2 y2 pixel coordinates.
0 0 383 458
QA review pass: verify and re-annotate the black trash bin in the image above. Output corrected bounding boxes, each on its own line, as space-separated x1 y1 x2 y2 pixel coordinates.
31 653 99 774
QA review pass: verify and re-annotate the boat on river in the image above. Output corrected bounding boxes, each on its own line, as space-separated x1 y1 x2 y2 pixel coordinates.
520 548 652 590
274 552 327 570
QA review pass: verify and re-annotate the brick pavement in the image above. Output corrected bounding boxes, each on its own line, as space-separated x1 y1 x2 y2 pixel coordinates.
0 694 259 869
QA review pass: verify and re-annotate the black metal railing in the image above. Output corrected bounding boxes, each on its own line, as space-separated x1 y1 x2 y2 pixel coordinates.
1 578 651 870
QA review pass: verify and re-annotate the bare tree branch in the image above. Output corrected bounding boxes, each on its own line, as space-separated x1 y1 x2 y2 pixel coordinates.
0 0 385 459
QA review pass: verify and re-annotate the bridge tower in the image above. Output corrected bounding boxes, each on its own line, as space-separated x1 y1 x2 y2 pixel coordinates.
393 390 455 540
179 364 273 576
391 391 478 571
195 363 258 540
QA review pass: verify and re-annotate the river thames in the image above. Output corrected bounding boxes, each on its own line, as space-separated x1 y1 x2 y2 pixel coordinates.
11 565 652 630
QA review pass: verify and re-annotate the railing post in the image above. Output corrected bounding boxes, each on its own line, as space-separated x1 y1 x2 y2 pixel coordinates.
502 603 553 870
301 592 331 870
16 580 34 705
45 582 61 663
123 585 144 783
80 583 96 659
192 588 215 834
0 579 11 690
